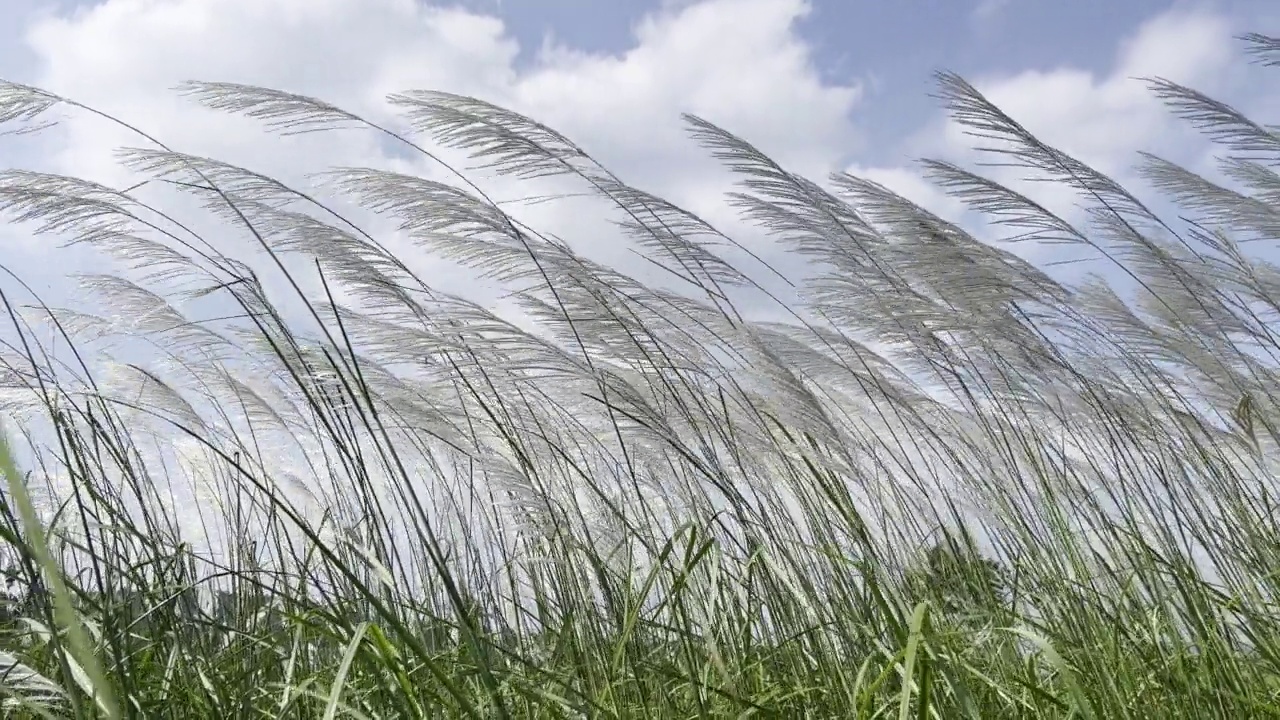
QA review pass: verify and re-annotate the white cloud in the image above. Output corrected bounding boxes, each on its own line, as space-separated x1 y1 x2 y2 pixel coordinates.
20 0 522 183
954 8 1234 174
1 0 863 318
848 7 1252 254
12 0 860 220
513 0 860 176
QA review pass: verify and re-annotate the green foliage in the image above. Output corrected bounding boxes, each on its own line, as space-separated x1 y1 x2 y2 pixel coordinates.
905 533 1010 618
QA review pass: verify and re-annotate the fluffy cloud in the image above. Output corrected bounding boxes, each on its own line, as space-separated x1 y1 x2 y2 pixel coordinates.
848 7 1258 257
0 0 862 312
949 9 1234 175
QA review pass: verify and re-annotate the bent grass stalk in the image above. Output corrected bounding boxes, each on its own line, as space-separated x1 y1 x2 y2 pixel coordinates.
0 425 117 719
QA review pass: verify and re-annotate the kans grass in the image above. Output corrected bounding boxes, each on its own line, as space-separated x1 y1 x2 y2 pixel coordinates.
0 31 1277 719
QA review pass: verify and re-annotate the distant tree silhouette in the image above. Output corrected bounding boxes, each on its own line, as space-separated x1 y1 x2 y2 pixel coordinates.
905 528 1011 621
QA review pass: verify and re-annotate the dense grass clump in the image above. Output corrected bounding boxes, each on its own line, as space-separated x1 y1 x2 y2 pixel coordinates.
0 31 1278 719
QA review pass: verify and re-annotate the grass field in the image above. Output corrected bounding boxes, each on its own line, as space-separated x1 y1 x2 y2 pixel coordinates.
0 31 1277 719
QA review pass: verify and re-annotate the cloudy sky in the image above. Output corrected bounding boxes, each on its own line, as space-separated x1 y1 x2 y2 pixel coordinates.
0 0 1276 316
